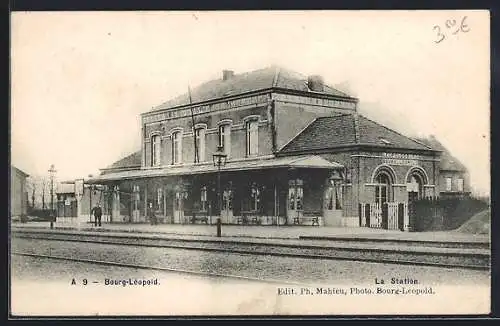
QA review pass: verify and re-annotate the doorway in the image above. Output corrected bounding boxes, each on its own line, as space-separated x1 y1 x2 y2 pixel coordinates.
323 183 343 226
287 179 303 225
173 190 186 224
221 188 233 224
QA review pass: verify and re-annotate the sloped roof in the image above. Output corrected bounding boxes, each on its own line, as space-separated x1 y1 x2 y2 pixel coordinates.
151 66 353 111
11 165 29 177
414 136 467 172
102 150 142 171
56 183 75 194
89 155 342 183
280 114 434 153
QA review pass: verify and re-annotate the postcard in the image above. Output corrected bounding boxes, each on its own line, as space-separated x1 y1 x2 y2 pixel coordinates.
10 10 490 317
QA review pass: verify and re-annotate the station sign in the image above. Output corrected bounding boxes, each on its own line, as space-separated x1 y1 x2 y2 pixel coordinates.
382 153 424 166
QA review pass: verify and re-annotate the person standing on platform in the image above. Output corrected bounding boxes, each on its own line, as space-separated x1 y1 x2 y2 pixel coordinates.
149 202 157 225
92 203 102 227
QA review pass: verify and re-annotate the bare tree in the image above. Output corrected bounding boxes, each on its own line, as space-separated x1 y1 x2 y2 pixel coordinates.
26 177 36 209
41 177 46 210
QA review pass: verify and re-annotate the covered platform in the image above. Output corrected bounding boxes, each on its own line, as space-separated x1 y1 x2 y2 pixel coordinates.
85 155 349 227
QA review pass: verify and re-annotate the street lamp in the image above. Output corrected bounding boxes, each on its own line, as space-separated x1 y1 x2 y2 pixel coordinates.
48 164 57 229
88 174 95 224
212 145 227 237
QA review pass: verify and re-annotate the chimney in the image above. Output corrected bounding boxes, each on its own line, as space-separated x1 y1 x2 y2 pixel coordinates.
307 75 324 92
222 70 234 81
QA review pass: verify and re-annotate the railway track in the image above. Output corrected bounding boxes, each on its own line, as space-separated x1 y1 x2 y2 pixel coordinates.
12 251 311 286
11 230 490 270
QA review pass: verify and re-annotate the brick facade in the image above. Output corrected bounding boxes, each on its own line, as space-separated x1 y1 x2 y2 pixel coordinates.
87 67 459 230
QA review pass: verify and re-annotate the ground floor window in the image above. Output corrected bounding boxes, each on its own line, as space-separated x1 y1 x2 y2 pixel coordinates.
132 185 140 210
174 191 188 211
250 182 261 211
325 187 334 210
325 184 342 210
222 189 233 211
375 173 391 205
200 186 207 211
157 188 163 208
445 177 452 191
288 179 303 210
407 175 424 199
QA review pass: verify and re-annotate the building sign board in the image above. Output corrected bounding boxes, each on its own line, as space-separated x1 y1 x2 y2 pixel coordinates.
382 153 424 166
74 179 84 198
143 94 269 124
273 93 356 110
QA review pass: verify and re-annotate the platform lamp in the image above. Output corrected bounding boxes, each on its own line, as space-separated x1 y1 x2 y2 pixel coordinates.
88 174 95 224
212 145 227 237
48 164 57 229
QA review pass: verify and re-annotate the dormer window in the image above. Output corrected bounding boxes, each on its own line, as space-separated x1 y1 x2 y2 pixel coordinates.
151 135 161 166
379 138 392 145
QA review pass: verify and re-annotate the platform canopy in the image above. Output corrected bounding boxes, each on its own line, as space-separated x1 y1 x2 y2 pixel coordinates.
86 155 343 184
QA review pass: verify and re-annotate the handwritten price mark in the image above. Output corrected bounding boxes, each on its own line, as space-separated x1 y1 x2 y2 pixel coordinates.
433 16 469 44
460 16 470 33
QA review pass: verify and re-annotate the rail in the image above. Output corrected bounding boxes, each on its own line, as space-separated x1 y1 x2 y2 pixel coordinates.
12 231 490 271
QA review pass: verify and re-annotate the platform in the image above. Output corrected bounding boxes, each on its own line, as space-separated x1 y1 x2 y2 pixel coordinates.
11 220 490 245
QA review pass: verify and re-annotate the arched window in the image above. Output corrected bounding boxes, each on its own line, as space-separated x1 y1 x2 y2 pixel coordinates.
375 171 392 205
151 135 161 166
172 131 182 164
195 127 205 162
407 172 425 199
246 120 259 156
218 123 231 156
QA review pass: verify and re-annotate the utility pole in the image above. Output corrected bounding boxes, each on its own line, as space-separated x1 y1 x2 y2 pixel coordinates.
212 145 227 237
188 85 198 164
48 164 57 229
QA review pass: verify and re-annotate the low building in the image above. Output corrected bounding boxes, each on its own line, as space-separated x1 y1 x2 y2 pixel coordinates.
10 165 29 219
87 66 443 230
414 135 471 197
55 181 110 222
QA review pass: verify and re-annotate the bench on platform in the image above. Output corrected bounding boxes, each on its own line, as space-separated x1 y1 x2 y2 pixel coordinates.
293 210 321 226
189 210 209 224
156 216 168 224
237 210 261 225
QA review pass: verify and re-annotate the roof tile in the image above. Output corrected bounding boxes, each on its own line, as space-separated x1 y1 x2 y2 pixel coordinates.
280 114 433 153
103 151 142 171
414 137 467 171
152 66 351 111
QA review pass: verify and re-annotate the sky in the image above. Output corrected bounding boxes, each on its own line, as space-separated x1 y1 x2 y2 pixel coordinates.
10 10 490 195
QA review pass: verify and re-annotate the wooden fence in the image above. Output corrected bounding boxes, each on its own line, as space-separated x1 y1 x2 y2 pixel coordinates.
359 202 408 231
409 196 489 231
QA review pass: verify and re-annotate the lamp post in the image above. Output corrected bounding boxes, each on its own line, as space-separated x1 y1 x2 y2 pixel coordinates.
88 174 95 224
212 145 227 237
48 164 57 229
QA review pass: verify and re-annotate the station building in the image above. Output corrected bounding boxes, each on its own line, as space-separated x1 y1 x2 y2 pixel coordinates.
414 136 471 198
10 165 29 219
87 66 444 230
